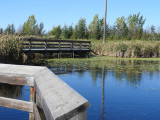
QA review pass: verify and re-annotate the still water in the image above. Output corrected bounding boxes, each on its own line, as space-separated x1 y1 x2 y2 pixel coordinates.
49 58 160 120
0 84 30 120
1 58 160 120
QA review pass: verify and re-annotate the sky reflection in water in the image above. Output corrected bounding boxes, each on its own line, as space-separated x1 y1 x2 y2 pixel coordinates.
0 84 30 120
0 58 160 120
49 58 160 120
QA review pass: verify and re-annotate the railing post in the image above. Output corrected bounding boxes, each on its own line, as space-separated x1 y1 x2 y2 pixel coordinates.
29 39 31 51
89 41 91 51
71 41 74 58
44 40 47 59
30 87 35 120
80 42 81 50
71 41 73 50
58 41 60 58
45 40 47 51
29 39 31 59
59 41 60 50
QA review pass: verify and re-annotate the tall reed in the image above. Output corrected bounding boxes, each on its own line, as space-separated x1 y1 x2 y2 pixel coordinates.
91 40 160 58
0 35 23 63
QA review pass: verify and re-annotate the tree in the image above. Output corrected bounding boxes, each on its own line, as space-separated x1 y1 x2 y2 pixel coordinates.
71 25 78 39
68 25 73 39
38 22 45 36
50 25 62 39
22 15 37 35
89 14 104 40
76 18 87 39
116 16 128 39
151 25 155 34
61 25 69 39
0 28 3 34
150 25 157 40
4 24 15 35
127 12 146 39
61 25 73 39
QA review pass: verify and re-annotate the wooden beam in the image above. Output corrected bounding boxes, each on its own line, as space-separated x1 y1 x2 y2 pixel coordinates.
30 87 35 120
0 97 33 112
33 103 42 120
24 39 91 43
0 75 34 86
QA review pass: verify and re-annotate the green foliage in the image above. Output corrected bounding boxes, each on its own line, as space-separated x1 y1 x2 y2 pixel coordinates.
4 24 15 35
88 14 104 40
127 12 146 39
49 25 62 39
1 13 160 41
0 28 3 34
76 18 87 39
132 43 143 57
68 25 73 39
22 15 44 36
61 25 70 39
22 15 37 35
60 25 74 39
116 16 128 39
116 43 128 53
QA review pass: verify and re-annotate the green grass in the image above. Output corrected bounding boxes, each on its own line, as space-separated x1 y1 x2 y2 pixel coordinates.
46 56 160 74
47 55 160 62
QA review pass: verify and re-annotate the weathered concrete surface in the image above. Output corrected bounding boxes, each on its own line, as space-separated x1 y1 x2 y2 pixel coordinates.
0 64 90 120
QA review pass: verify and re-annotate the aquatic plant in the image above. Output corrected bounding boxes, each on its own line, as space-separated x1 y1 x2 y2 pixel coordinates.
91 40 160 58
0 35 23 63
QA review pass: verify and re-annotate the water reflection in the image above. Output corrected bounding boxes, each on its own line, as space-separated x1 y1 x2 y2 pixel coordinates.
101 66 105 120
49 59 160 86
0 83 30 120
48 58 160 120
0 83 23 99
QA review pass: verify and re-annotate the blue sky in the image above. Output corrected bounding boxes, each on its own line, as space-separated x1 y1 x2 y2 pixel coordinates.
0 0 160 31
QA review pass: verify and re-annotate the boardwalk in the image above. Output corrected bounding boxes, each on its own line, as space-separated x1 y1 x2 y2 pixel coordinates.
0 64 90 120
23 38 91 58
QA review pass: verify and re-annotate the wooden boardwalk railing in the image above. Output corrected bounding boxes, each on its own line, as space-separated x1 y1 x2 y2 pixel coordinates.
0 64 90 120
23 38 91 58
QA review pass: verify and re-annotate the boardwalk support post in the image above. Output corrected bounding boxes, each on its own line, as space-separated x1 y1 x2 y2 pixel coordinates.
29 86 35 120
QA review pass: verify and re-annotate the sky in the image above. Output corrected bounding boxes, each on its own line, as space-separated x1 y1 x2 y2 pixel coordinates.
0 0 160 32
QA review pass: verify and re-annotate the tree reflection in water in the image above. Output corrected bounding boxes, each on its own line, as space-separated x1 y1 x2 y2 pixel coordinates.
48 58 160 86
0 83 23 99
48 58 160 120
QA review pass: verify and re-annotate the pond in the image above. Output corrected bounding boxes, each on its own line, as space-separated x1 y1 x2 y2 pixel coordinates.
48 57 160 120
1 57 160 120
0 84 30 120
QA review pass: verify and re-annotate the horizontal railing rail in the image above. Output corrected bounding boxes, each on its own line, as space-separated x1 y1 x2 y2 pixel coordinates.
22 39 91 52
0 64 90 120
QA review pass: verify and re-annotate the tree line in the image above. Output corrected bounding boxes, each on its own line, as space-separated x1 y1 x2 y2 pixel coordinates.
0 13 160 40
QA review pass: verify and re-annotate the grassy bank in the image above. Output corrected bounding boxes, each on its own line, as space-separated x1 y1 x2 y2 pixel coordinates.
92 40 160 58
1 35 160 65
47 56 160 73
